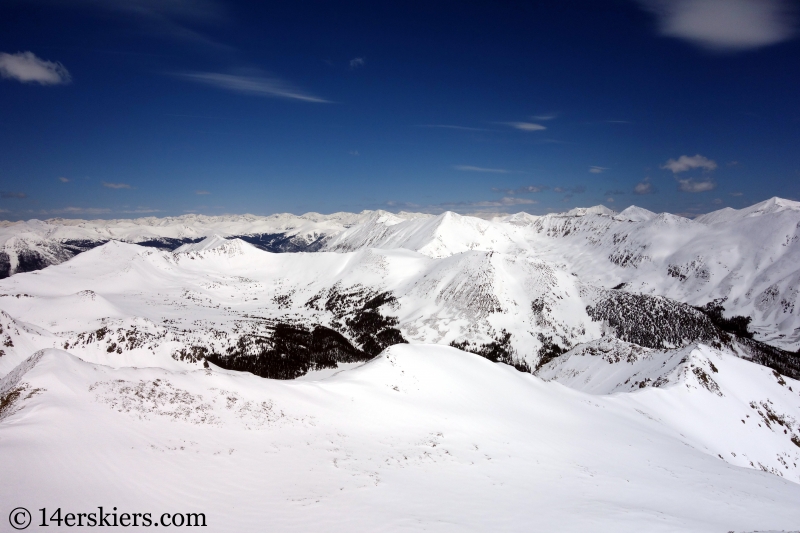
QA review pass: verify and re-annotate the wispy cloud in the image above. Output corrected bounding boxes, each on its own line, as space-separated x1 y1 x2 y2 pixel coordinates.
195 190 210 195
0 51 71 85
58 177 70 183
32 0 231 50
349 57 365 69
634 177 656 195
441 197 537 208
531 113 558 121
553 185 586 194
175 72 330 103
729 191 743 196
662 154 717 173
638 0 797 51
589 166 609 174
454 165 511 173
505 122 547 131
677 177 716 192
492 185 549 195
102 181 132 189
1 191 27 199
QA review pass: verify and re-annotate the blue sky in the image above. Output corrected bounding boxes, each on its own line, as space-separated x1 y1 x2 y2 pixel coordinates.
0 0 798 219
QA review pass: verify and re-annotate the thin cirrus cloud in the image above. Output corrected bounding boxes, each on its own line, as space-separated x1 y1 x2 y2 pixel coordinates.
505 122 547 131
102 181 133 189
29 0 231 50
637 0 797 51
349 57 365 69
440 197 537 208
175 72 330 103
662 154 717 173
1 191 27 199
492 185 549 195
553 185 586 194
195 190 211 195
454 165 511 173
589 166 609 174
0 51 71 85
58 177 70 183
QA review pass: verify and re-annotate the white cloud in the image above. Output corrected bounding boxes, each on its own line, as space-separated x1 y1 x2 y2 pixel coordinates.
634 177 656 195
506 122 547 131
58 177 70 183
589 166 609 174
662 154 717 173
638 0 796 51
454 165 510 173
677 177 716 192
730 191 743 196
712 198 723 204
195 190 210 195
175 72 330 103
349 57 365 69
531 114 558 121
102 181 132 189
349 150 359 156
0 51 71 85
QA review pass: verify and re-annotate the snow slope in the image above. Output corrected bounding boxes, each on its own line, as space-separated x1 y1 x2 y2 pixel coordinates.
538 339 800 483
2 198 799 350
2 344 800 532
0 239 602 376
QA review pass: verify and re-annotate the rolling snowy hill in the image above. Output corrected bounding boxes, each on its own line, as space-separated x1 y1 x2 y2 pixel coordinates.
2 344 800 532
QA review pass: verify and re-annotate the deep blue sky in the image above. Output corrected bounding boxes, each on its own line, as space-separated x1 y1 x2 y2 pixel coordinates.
1 0 798 219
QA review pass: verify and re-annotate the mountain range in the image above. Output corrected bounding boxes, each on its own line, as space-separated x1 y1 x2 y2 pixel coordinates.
2 197 800 531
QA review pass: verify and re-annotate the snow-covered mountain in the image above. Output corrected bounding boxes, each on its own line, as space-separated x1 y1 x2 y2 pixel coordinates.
5 198 798 352
0 198 798 379
2 344 799 532
2 197 800 529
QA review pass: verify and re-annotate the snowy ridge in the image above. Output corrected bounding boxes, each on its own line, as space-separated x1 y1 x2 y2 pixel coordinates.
538 339 800 483
3 197 800 352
